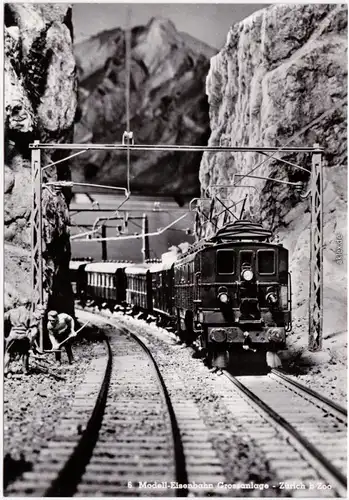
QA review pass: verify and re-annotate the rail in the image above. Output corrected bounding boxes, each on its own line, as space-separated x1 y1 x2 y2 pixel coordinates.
44 334 113 496
126 328 189 496
222 370 347 497
271 369 347 417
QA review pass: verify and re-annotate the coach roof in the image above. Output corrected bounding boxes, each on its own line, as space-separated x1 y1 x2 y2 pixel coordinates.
69 261 90 271
149 261 174 273
85 262 129 273
125 265 150 275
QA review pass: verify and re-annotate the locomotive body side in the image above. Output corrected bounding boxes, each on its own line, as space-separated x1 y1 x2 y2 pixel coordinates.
173 251 200 341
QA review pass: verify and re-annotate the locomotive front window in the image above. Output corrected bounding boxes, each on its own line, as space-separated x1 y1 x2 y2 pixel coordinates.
216 250 235 275
240 251 253 267
258 250 275 274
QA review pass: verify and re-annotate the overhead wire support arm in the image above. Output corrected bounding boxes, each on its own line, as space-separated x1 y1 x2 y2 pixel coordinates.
233 174 303 189
43 181 129 198
259 151 311 174
30 143 321 153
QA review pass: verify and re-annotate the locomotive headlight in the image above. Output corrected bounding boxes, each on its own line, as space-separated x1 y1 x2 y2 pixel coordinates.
242 269 254 281
218 287 229 304
266 291 277 305
219 293 229 303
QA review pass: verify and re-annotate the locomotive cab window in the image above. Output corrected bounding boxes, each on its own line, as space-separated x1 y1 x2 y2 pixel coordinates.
216 250 235 275
257 250 275 274
240 251 253 267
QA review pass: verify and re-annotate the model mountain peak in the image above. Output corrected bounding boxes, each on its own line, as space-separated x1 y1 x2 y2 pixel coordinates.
73 17 215 195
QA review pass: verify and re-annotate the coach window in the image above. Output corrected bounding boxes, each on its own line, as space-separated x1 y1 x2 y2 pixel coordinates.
257 250 275 274
217 250 235 275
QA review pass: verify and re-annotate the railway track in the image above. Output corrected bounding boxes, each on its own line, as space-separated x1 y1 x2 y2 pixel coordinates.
222 369 347 497
6 324 188 497
7 306 346 498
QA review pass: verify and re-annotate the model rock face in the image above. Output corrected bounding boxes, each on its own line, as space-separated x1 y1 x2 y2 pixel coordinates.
73 17 215 196
200 4 347 342
4 3 77 313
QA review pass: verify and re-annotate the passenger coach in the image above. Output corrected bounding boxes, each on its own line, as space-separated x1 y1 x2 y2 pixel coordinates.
85 262 129 306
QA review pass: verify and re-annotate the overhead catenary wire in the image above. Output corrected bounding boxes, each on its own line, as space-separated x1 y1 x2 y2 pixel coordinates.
31 113 332 243
72 212 189 242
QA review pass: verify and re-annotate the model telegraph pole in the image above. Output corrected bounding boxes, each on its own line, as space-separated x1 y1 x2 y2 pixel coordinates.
308 144 324 351
31 140 44 351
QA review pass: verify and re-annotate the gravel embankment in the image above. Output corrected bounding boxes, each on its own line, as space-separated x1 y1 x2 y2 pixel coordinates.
4 329 106 490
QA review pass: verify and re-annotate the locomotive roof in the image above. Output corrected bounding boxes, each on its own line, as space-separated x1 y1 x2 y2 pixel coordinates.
211 220 272 242
85 262 129 273
211 220 272 241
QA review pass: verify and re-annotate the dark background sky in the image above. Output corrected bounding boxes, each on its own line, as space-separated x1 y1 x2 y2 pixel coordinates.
73 3 268 49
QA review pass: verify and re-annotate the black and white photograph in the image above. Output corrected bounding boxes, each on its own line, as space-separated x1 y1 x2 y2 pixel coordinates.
3 1 347 497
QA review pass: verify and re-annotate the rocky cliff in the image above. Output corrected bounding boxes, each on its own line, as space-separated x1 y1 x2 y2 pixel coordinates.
200 4 347 352
73 17 215 195
4 3 77 313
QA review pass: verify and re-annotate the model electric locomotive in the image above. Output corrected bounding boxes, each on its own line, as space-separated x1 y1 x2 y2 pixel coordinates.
70 221 291 362
174 221 291 360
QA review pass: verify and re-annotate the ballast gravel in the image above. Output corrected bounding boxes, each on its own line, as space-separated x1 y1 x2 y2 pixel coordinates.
4 331 106 490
